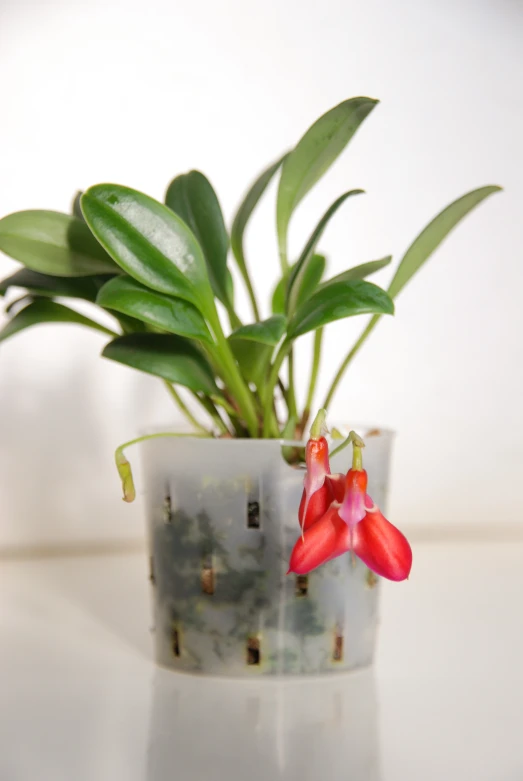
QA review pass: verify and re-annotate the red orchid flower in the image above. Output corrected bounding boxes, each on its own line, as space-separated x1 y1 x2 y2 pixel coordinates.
288 413 412 582
298 433 333 532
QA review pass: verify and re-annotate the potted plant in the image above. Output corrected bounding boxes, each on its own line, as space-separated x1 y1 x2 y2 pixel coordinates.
0 97 500 676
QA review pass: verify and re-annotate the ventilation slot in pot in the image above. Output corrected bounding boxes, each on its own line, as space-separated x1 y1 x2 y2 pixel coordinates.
172 628 181 658
247 637 261 665
295 575 308 596
247 499 260 529
163 491 172 524
201 556 215 595
333 632 344 662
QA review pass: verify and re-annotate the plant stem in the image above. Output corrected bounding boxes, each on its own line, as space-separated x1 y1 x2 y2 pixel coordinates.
329 429 365 461
115 430 209 502
322 316 379 409
206 305 259 437
287 349 298 419
211 395 239 418
232 243 262 323
263 341 292 437
114 431 210 502
163 382 211 435
242 270 261 323
278 241 290 276
227 306 243 331
301 328 323 430
195 393 232 436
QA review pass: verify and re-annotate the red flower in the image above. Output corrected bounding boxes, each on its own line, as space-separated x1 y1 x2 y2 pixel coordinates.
298 436 333 532
288 418 412 583
352 497 412 582
288 495 412 581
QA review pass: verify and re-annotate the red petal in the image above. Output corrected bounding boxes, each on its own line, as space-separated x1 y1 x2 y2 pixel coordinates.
338 468 368 528
299 482 335 531
352 502 412 582
288 506 350 574
325 473 345 503
299 436 332 530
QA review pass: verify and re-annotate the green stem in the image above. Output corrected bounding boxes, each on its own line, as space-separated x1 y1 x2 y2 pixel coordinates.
302 328 323 430
211 395 239 419
323 316 379 409
329 429 365 464
287 349 298 420
309 408 328 439
227 306 243 331
195 393 231 436
233 244 261 323
163 382 210 435
278 236 290 275
242 269 261 322
115 431 209 503
207 305 259 437
263 340 292 437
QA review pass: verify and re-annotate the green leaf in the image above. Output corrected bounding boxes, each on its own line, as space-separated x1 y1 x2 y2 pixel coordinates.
272 254 326 315
276 97 378 260
165 171 231 307
229 315 287 346
280 415 302 464
0 268 114 302
72 191 85 221
388 185 502 299
0 210 118 276
231 154 287 284
0 299 115 343
102 333 218 395
286 190 363 313
271 275 287 315
288 279 394 339
96 275 213 343
229 339 272 387
319 256 392 288
81 185 214 315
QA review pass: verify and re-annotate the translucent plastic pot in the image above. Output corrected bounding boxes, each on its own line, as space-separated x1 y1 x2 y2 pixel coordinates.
141 427 394 677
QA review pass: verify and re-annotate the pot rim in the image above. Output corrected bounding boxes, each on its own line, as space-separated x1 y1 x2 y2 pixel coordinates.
139 422 396 446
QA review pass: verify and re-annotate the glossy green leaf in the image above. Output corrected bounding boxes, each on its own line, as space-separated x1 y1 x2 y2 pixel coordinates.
0 210 118 276
288 279 394 339
271 276 287 315
102 333 218 395
229 315 287 346
0 268 114 302
229 339 273 387
0 299 115 343
165 171 231 307
276 97 378 260
388 185 502 299
96 275 213 343
287 190 363 313
81 185 213 315
231 154 287 285
319 256 392 288
113 312 147 335
72 191 85 221
272 254 326 315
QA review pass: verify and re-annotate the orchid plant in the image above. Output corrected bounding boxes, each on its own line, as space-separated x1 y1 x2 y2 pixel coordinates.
288 410 412 581
0 97 499 447
0 97 499 551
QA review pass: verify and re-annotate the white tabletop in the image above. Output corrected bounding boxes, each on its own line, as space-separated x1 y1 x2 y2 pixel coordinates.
1 540 522 781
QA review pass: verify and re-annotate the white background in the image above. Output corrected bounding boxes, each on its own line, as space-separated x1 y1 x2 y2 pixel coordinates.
0 0 522 550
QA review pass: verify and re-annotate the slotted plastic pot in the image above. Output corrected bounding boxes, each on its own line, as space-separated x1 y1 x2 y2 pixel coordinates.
141 427 394 677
